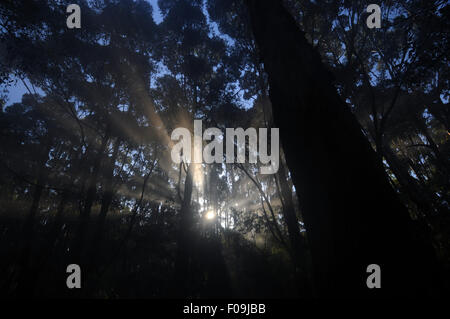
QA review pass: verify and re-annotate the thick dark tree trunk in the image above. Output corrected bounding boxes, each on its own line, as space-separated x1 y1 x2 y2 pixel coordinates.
245 0 438 297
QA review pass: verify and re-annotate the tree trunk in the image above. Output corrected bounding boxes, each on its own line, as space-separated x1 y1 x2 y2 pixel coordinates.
245 0 438 297
174 163 195 297
383 145 436 217
277 160 311 296
86 137 121 272
72 131 110 267
14 143 50 297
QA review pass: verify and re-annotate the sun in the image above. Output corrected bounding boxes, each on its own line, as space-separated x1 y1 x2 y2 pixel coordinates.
205 210 215 220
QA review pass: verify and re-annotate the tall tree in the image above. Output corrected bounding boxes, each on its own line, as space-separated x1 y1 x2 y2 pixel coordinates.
245 0 439 297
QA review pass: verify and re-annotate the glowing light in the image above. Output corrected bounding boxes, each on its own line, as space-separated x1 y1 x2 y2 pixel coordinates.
205 210 215 220
192 163 204 189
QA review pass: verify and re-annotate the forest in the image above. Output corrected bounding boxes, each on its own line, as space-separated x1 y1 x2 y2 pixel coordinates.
0 0 448 299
